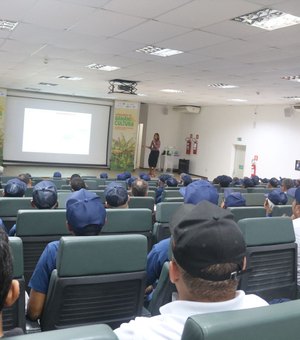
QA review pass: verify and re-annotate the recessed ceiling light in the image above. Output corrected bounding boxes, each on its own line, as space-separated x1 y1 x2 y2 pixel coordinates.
86 64 120 71
136 45 183 57
38 82 58 87
57 75 83 80
0 19 18 31
137 93 147 97
282 96 300 100
227 98 248 102
208 83 238 89
24 87 41 91
161 89 184 93
232 8 300 31
281 75 300 83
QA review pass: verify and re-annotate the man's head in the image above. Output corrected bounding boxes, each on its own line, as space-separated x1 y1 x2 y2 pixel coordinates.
166 177 178 187
268 177 279 188
217 175 232 188
4 179 26 197
126 176 137 189
169 201 246 301
0 229 19 313
265 189 288 206
180 174 192 186
70 177 86 191
281 178 294 192
18 173 32 187
105 182 129 208
179 180 219 205
32 180 58 209
223 190 246 208
131 179 148 197
100 172 108 179
66 188 106 236
242 177 254 188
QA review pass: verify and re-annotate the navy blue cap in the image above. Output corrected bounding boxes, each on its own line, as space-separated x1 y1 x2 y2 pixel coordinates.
224 190 246 208
181 174 192 186
100 172 108 179
66 189 106 233
166 177 178 187
32 180 58 209
217 175 232 187
4 179 26 197
269 177 279 188
140 173 151 181
105 182 128 207
265 189 287 205
180 180 219 205
53 171 62 178
243 177 254 188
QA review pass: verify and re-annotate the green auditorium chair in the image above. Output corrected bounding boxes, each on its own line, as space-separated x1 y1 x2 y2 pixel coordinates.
128 196 155 211
3 237 25 332
238 217 297 301
15 209 70 291
272 204 292 217
228 206 266 222
40 235 147 331
161 190 182 201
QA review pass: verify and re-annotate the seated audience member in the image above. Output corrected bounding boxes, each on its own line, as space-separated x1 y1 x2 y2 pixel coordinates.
27 188 106 321
231 177 242 186
147 180 219 287
221 190 246 208
53 171 62 178
242 177 255 188
99 172 108 179
251 175 260 186
166 177 178 187
140 173 151 182
155 174 171 204
264 189 288 217
8 180 58 236
115 201 268 339
281 178 294 193
217 175 232 188
179 174 192 187
4 179 26 197
70 177 86 191
0 229 23 337
105 182 129 208
126 176 137 191
267 177 279 189
117 171 131 181
291 187 300 285
18 173 33 188
131 179 148 197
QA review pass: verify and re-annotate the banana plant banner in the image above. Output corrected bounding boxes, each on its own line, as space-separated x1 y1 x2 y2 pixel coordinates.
0 89 6 164
110 101 140 171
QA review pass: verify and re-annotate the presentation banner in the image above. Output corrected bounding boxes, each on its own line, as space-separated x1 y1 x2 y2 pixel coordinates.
0 89 7 164
110 101 140 171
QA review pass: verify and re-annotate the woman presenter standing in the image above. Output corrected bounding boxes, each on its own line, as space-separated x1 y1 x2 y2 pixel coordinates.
146 133 160 177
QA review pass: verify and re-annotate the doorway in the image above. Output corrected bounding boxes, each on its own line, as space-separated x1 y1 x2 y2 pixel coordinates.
232 145 246 178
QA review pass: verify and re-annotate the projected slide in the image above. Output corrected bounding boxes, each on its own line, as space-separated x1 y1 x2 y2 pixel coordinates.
23 108 92 155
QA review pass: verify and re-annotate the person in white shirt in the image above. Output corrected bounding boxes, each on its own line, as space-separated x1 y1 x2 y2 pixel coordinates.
114 201 268 340
291 187 300 285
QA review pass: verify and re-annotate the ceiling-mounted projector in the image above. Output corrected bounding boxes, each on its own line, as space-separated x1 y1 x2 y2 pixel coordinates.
108 79 138 95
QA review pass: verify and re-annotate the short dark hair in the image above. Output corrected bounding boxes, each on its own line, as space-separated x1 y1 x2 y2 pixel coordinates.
0 230 13 311
73 224 102 236
70 177 86 191
281 178 294 190
131 179 148 197
18 173 31 185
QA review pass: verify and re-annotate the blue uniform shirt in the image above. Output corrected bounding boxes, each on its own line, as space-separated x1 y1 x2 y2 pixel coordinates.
29 241 59 294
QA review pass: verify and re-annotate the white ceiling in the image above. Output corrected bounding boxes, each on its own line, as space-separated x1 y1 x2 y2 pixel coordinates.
1 0 300 106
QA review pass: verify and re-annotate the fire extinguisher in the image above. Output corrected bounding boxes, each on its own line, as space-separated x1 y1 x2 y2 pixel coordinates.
193 138 198 155
186 134 192 154
251 160 256 176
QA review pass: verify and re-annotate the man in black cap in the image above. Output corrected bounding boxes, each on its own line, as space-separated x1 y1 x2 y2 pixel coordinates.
115 201 268 340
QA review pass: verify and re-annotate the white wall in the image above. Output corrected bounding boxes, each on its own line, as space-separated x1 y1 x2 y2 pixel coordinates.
146 104 300 180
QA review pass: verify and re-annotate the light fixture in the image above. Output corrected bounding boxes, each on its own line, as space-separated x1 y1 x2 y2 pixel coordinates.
232 8 300 31
208 83 238 88
38 82 58 87
282 96 300 100
136 45 183 57
227 98 248 102
86 64 120 71
0 19 18 31
160 89 184 93
57 75 83 80
281 76 300 83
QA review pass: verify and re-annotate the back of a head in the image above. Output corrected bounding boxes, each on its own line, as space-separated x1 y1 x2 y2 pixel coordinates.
32 180 58 209
70 177 86 191
18 173 31 186
126 176 137 189
281 178 294 191
100 172 108 179
224 190 246 208
217 175 232 188
179 180 219 205
166 177 178 187
4 179 26 197
53 171 62 178
243 177 254 188
66 188 106 235
267 189 288 205
132 179 148 197
0 229 13 311
268 177 279 188
182 174 192 186
105 182 129 208
171 201 246 281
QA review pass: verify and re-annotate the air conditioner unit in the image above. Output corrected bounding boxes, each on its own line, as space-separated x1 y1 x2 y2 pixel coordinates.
172 105 201 114
293 104 300 110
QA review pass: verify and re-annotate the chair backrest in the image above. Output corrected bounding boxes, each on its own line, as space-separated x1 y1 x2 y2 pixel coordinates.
41 234 147 331
102 208 153 251
228 206 266 222
181 300 300 340
3 237 25 332
162 190 182 201
147 261 177 316
8 324 117 340
84 179 99 190
272 204 292 217
16 209 70 290
0 197 34 230
128 196 155 211
51 179 67 189
105 180 127 189
238 217 297 301
153 202 183 243
57 191 72 208
243 193 266 206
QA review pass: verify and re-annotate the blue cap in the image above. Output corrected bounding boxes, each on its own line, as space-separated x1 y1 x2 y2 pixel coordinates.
117 173 127 180
53 171 62 178
217 175 232 187
181 174 192 186
140 173 151 181
105 182 128 207
159 174 172 183
265 189 288 205
126 176 137 187
166 177 178 187
294 187 300 203
66 189 106 234
269 177 279 188
4 178 26 197
243 177 254 188
179 180 219 205
100 172 108 179
32 180 58 209
224 190 246 208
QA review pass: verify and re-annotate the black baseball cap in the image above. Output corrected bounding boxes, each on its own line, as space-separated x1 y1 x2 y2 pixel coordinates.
170 201 246 281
